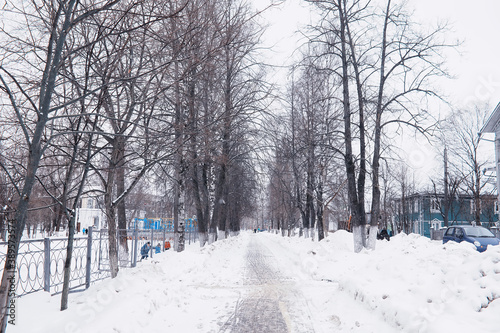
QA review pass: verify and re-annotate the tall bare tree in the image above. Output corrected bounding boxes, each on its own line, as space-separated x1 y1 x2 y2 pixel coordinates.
0 0 120 329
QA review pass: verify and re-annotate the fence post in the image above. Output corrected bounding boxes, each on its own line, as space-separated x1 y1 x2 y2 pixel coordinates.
97 229 102 271
150 227 154 258
163 227 166 252
85 227 93 289
132 225 138 268
43 237 50 293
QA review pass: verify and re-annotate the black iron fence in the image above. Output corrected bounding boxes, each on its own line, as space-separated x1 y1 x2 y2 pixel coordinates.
0 227 180 298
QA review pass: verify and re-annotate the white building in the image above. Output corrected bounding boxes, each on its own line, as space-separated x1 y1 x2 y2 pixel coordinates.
75 196 105 231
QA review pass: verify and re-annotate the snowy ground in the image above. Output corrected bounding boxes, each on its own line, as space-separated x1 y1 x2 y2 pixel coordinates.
9 230 500 333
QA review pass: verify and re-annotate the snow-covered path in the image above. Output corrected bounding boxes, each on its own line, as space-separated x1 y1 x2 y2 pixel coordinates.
8 230 500 333
219 235 314 332
233 234 399 333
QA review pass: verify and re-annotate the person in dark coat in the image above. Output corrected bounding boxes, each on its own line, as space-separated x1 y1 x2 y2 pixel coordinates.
377 229 390 241
141 242 151 260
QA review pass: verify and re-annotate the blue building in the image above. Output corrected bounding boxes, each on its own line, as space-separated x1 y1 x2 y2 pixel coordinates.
393 193 499 238
132 217 198 233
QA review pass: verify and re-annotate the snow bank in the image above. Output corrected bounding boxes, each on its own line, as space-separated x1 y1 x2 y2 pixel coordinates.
10 234 250 333
264 230 500 332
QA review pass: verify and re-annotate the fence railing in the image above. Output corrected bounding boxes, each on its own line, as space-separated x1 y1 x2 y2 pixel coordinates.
0 226 190 298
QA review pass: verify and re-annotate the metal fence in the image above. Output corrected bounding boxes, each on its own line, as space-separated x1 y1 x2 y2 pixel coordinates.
491 227 500 239
0 227 179 298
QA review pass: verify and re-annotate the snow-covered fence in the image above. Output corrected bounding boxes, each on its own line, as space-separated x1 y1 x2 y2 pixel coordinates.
430 228 445 240
0 227 173 298
491 227 500 239
0 227 106 297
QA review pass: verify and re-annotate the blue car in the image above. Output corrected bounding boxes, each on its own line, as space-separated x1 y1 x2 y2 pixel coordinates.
443 226 500 252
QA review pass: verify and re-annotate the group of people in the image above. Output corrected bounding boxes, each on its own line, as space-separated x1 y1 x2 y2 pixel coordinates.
377 228 391 241
140 239 172 260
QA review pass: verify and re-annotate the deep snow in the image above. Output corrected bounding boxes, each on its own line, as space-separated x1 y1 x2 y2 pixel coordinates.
8 230 500 332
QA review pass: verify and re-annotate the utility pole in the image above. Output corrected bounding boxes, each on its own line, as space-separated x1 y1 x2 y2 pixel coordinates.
443 147 449 227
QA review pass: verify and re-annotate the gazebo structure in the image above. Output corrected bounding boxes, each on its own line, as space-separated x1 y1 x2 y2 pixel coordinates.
480 102 500 204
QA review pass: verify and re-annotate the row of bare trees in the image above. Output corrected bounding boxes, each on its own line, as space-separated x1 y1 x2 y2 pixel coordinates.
429 107 495 227
265 0 454 250
368 105 496 235
0 0 267 328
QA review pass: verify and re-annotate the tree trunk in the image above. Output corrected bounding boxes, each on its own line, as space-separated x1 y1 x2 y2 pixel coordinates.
345 7 367 246
171 5 183 252
60 214 75 311
316 174 325 241
305 150 315 239
369 0 392 250
106 198 119 278
104 151 119 278
116 137 128 253
0 62 56 322
337 1 362 252
60 117 96 311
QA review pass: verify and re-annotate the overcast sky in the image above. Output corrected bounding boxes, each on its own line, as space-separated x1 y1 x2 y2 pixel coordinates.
413 0 500 111
256 0 500 110
254 0 500 184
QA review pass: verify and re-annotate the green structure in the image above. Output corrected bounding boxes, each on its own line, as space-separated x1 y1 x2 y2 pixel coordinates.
393 193 498 238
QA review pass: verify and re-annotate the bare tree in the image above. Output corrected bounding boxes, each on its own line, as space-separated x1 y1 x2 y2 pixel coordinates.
369 0 451 249
432 106 492 226
267 131 299 236
440 106 493 224
392 165 419 234
53 114 97 311
307 0 451 251
75 0 186 274
0 0 120 329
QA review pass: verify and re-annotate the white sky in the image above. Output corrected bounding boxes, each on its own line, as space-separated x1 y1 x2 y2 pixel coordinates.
255 0 500 109
253 0 500 185
412 0 500 110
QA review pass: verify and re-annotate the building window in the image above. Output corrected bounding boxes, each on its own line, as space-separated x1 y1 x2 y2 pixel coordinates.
430 198 440 213
88 198 93 209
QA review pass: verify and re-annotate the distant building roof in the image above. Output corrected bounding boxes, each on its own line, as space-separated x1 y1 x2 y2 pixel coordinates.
481 102 500 133
393 192 497 200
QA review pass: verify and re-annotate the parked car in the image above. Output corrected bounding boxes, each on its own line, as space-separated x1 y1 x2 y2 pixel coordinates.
443 225 500 252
